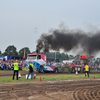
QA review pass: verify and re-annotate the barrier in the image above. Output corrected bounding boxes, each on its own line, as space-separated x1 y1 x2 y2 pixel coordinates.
26 74 31 79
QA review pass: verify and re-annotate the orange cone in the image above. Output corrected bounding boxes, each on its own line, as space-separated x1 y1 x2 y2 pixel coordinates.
40 77 42 82
93 76 95 79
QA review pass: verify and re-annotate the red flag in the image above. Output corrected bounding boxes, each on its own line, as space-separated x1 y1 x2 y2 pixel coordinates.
23 49 25 59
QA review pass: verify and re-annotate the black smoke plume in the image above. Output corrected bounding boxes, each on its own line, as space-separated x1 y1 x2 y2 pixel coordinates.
36 28 100 55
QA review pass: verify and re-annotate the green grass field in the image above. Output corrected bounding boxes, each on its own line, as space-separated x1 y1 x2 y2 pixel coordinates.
0 74 100 82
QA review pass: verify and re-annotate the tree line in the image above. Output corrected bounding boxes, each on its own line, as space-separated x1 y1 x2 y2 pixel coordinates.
0 45 100 64
0 45 74 60
0 45 30 57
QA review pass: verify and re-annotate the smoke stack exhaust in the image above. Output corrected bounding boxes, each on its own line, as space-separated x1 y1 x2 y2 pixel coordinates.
36 28 100 56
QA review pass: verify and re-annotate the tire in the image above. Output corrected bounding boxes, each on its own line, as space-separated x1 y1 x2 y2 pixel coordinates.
54 68 58 73
71 67 75 73
38 66 44 73
83 67 85 73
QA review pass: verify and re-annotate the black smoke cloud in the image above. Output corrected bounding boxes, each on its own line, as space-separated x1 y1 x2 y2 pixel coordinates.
36 28 100 55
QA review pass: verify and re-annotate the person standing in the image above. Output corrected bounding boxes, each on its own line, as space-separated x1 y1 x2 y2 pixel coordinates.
85 63 89 77
27 62 34 80
13 60 19 80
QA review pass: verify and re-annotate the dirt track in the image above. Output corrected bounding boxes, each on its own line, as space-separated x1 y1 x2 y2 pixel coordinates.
0 71 99 77
0 71 100 100
0 71 28 77
0 71 78 77
0 78 100 100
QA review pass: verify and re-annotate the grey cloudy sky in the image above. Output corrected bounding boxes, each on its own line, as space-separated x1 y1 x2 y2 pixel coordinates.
0 0 100 54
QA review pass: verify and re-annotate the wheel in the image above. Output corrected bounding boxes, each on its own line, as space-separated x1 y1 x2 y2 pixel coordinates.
71 67 75 73
83 67 85 73
38 66 44 73
54 68 58 73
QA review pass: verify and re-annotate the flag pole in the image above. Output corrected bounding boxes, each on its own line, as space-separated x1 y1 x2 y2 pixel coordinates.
23 49 25 59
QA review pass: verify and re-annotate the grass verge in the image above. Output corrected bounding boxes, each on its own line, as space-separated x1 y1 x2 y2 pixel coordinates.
0 74 100 82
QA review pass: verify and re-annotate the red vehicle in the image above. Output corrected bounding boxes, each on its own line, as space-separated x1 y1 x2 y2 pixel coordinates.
69 55 88 73
69 64 84 73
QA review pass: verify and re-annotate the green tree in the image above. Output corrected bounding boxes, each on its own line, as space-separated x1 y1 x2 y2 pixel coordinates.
95 60 99 65
65 53 69 60
94 58 100 65
69 55 74 60
0 50 1 56
2 45 18 56
18 47 30 57
41 52 70 61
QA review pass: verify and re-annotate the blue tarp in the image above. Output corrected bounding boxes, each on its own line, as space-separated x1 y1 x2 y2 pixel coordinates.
0 56 5 60
0 56 23 60
0 56 12 60
7 56 12 60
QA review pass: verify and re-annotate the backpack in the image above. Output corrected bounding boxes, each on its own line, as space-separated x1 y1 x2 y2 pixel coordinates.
29 65 33 72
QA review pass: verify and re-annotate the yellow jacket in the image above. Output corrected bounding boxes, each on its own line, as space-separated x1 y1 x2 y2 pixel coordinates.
13 63 19 70
85 65 89 71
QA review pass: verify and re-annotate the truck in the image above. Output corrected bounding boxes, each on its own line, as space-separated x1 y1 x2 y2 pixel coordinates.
26 54 89 73
26 53 59 73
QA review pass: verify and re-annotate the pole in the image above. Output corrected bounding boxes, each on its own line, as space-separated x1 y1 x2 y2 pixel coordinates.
55 52 56 61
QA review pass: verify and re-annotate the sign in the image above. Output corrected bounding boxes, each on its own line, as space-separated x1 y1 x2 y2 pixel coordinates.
81 55 87 59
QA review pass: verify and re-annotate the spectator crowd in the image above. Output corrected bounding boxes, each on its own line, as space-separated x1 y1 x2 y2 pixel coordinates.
0 59 26 70
0 59 100 71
